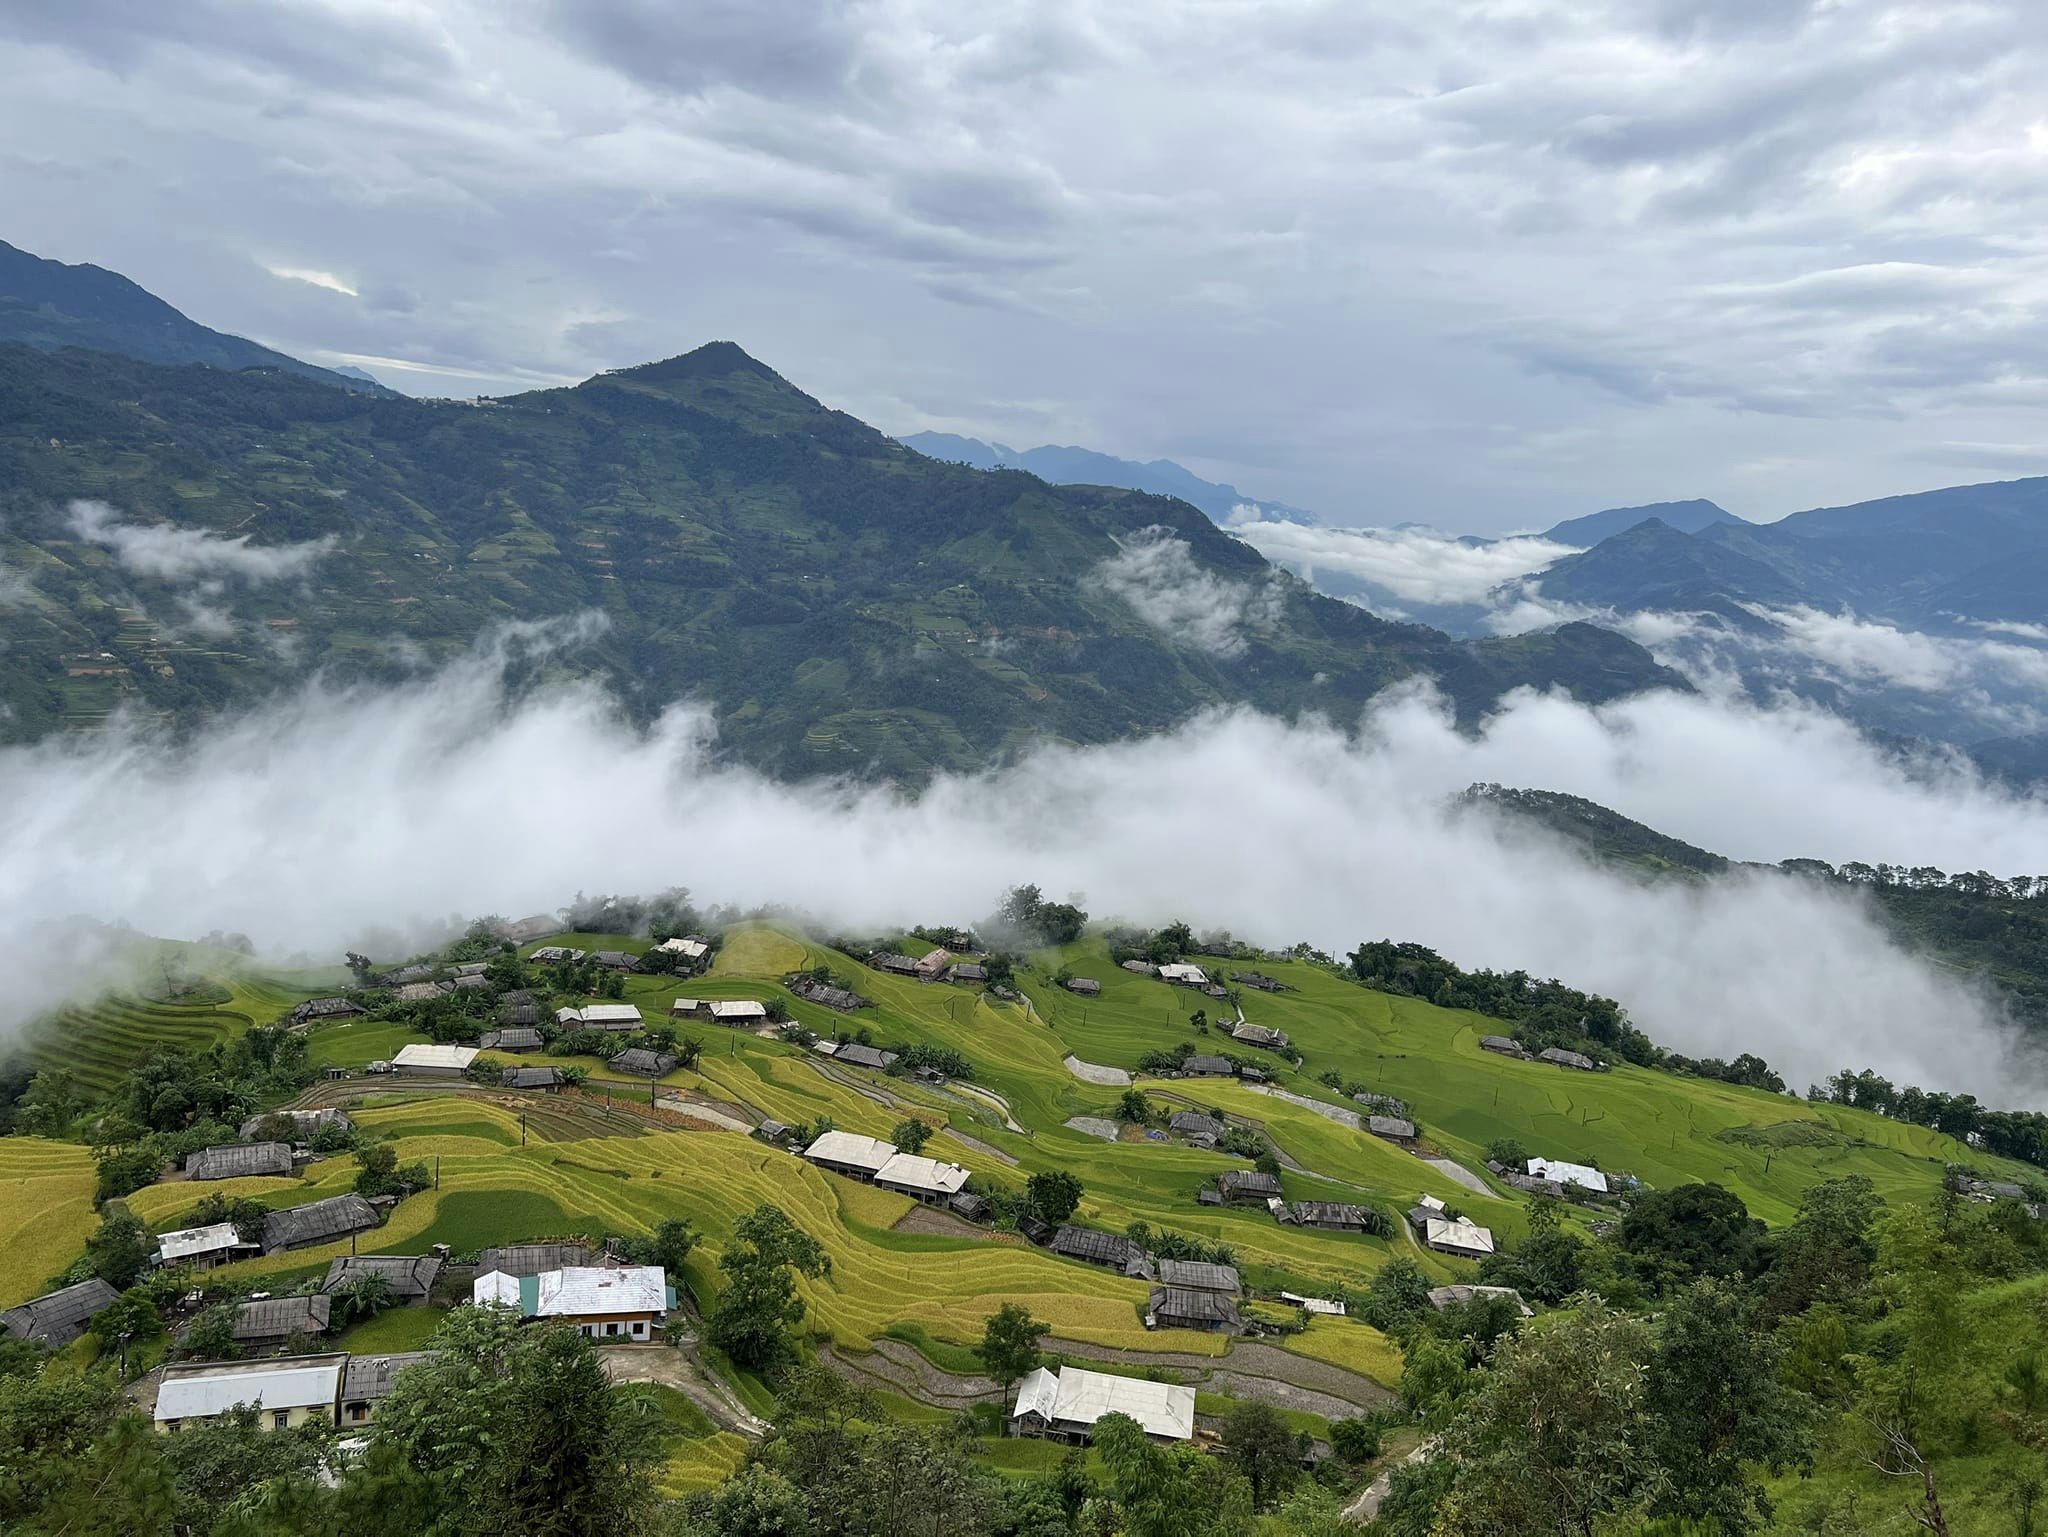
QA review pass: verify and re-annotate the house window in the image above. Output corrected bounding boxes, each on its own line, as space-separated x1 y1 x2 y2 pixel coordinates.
164 1420 179 1433
273 1410 289 1430
631 1322 645 1338
605 1322 619 1336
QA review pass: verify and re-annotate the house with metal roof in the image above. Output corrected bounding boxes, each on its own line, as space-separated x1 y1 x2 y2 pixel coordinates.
1182 1054 1234 1077
529 946 585 964
946 962 987 984
868 952 920 975
156 1221 258 1270
1169 1110 1225 1144
790 977 864 1011
804 1130 898 1181
1538 1046 1598 1071
588 950 642 971
1157 963 1209 986
1121 960 1160 976
501 1066 566 1090
1010 1364 1195 1444
389 1043 478 1075
1230 1022 1288 1050
393 981 451 1004
322 1254 443 1304
262 1194 380 1254
1217 1169 1283 1202
835 1042 898 1071
187 1141 295 1181
1063 976 1101 996
1 1278 119 1347
1157 1259 1240 1294
476 1242 596 1277
1049 1224 1149 1275
608 1047 678 1077
557 1003 643 1031
1281 1292 1347 1316
472 1264 675 1341
656 936 711 965
1428 1284 1533 1317
155 1353 349 1433
1423 1216 1496 1260
875 1152 971 1204
671 997 772 1025
1231 971 1284 992
916 948 953 979
1478 1035 1528 1058
288 997 366 1026
1527 1157 1609 1194
339 1351 434 1426
1146 1285 1241 1332
1285 1201 1382 1234
478 1027 542 1052
232 1294 332 1349
498 1003 542 1029
1368 1115 1417 1142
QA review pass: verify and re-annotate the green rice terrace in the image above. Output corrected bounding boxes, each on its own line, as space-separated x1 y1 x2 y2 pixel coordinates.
5 916 2038 1520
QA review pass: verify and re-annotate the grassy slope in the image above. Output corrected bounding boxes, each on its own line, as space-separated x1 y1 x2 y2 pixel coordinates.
0 1138 97 1307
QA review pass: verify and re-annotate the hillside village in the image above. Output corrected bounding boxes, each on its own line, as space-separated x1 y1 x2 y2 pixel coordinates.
3 894 2047 1534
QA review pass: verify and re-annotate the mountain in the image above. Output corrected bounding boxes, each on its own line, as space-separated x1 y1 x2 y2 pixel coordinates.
1540 497 1743 548
0 339 1680 776
899 431 1321 525
0 238 390 396
1537 476 2048 631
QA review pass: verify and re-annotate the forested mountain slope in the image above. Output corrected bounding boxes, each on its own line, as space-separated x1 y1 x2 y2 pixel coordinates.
0 341 1676 776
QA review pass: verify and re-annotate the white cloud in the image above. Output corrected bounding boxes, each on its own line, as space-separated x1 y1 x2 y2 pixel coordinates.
68 500 336 584
265 263 358 297
1088 527 1282 658
1 635 2045 1104
1231 510 1581 608
1749 604 2048 695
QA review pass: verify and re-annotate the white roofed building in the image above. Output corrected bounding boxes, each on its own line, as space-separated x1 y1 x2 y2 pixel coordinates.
471 1264 673 1342
156 1221 257 1270
804 1130 897 1181
1009 1364 1195 1443
1527 1157 1609 1194
1157 964 1209 986
390 1043 477 1075
560 1003 644 1031
1424 1216 1496 1259
155 1354 348 1433
875 1152 970 1204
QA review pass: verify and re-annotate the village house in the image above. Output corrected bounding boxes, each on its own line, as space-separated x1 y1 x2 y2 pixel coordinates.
394 981 450 1004
529 946 585 964
238 1107 352 1143
1428 1284 1533 1317
1230 1022 1289 1051
501 1065 565 1090
1169 1110 1225 1147
155 1354 350 1434
1 1278 119 1347
1283 1201 1380 1233
790 977 863 1011
450 972 489 992
231 1295 332 1351
1158 1259 1240 1294
1538 1046 1598 1071
339 1351 433 1426
949 1191 991 1223
875 1151 971 1205
288 997 366 1027
477 1242 596 1276
473 1264 674 1341
671 998 771 1026
868 952 920 976
835 1042 898 1071
389 1042 478 1076
1157 963 1209 986
1405 1196 1494 1259
1281 1292 1347 1316
323 1254 443 1305
609 1047 678 1077
186 1141 295 1181
947 962 987 984
588 950 641 972
655 936 711 971
754 1119 796 1147
1063 976 1102 997
1500 1170 1567 1198
803 1130 898 1182
915 948 953 980
1478 1035 1529 1059
262 1194 380 1254
1146 1286 1241 1332
382 964 439 988
1050 1224 1153 1277
1368 1115 1417 1142
1010 1365 1195 1444
155 1221 257 1271
478 1026 543 1052
1121 960 1160 976
1230 971 1284 992
1182 1054 1234 1077
1527 1157 1609 1194
1218 1169 1284 1203
559 1003 644 1032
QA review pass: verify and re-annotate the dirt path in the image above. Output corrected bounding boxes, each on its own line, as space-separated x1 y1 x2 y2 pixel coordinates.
599 1343 772 1438
1346 1440 1432 1522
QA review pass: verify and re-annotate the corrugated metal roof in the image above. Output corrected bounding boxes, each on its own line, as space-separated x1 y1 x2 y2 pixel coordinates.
875 1152 969 1196
262 1195 379 1253
187 1141 293 1180
341 1351 433 1402
1012 1366 1060 1423
1157 1259 1240 1293
1527 1157 1608 1193
1157 964 1208 985
391 1043 477 1070
158 1222 249 1262
156 1357 345 1420
232 1294 331 1340
1425 1217 1496 1256
1 1279 118 1343
1052 1366 1195 1441
805 1130 896 1174
533 1265 666 1317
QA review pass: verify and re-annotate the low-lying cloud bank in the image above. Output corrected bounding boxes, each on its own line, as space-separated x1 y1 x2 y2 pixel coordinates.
1089 526 1284 656
69 500 337 583
1228 510 1581 610
4 630 2047 1105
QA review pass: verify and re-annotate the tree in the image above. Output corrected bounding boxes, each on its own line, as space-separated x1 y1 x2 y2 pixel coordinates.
1328 1416 1380 1462
87 1207 155 1289
697 1462 814 1537
1095 1411 1251 1537
157 1405 328 1531
329 1272 397 1330
90 1289 164 1373
16 1067 85 1138
1765 1174 1884 1318
677 1036 704 1070
1483 1136 1529 1168
354 1140 399 1196
1641 1278 1815 1534
1433 1302 1656 1537
1221 1400 1300 1510
94 1141 164 1203
182 1304 240 1362
708 1204 831 1370
1618 1182 1765 1293
1115 1089 1152 1124
979 1302 1047 1388
892 1118 933 1155
376 1305 662 1535
1360 1255 1431 1333
345 951 376 984
1024 1169 1083 1225
649 1216 699 1277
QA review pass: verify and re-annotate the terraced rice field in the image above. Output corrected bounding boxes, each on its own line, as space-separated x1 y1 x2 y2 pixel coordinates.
29 972 309 1093
0 1138 97 1307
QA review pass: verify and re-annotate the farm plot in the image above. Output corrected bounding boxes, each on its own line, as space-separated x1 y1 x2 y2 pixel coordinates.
0 1138 97 1307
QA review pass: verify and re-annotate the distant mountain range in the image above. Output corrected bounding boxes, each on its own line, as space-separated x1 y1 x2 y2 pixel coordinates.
899 431 1321 525
0 238 390 396
1538 497 1746 547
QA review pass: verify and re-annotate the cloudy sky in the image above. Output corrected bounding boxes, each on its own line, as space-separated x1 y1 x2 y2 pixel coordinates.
7 0 2048 531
